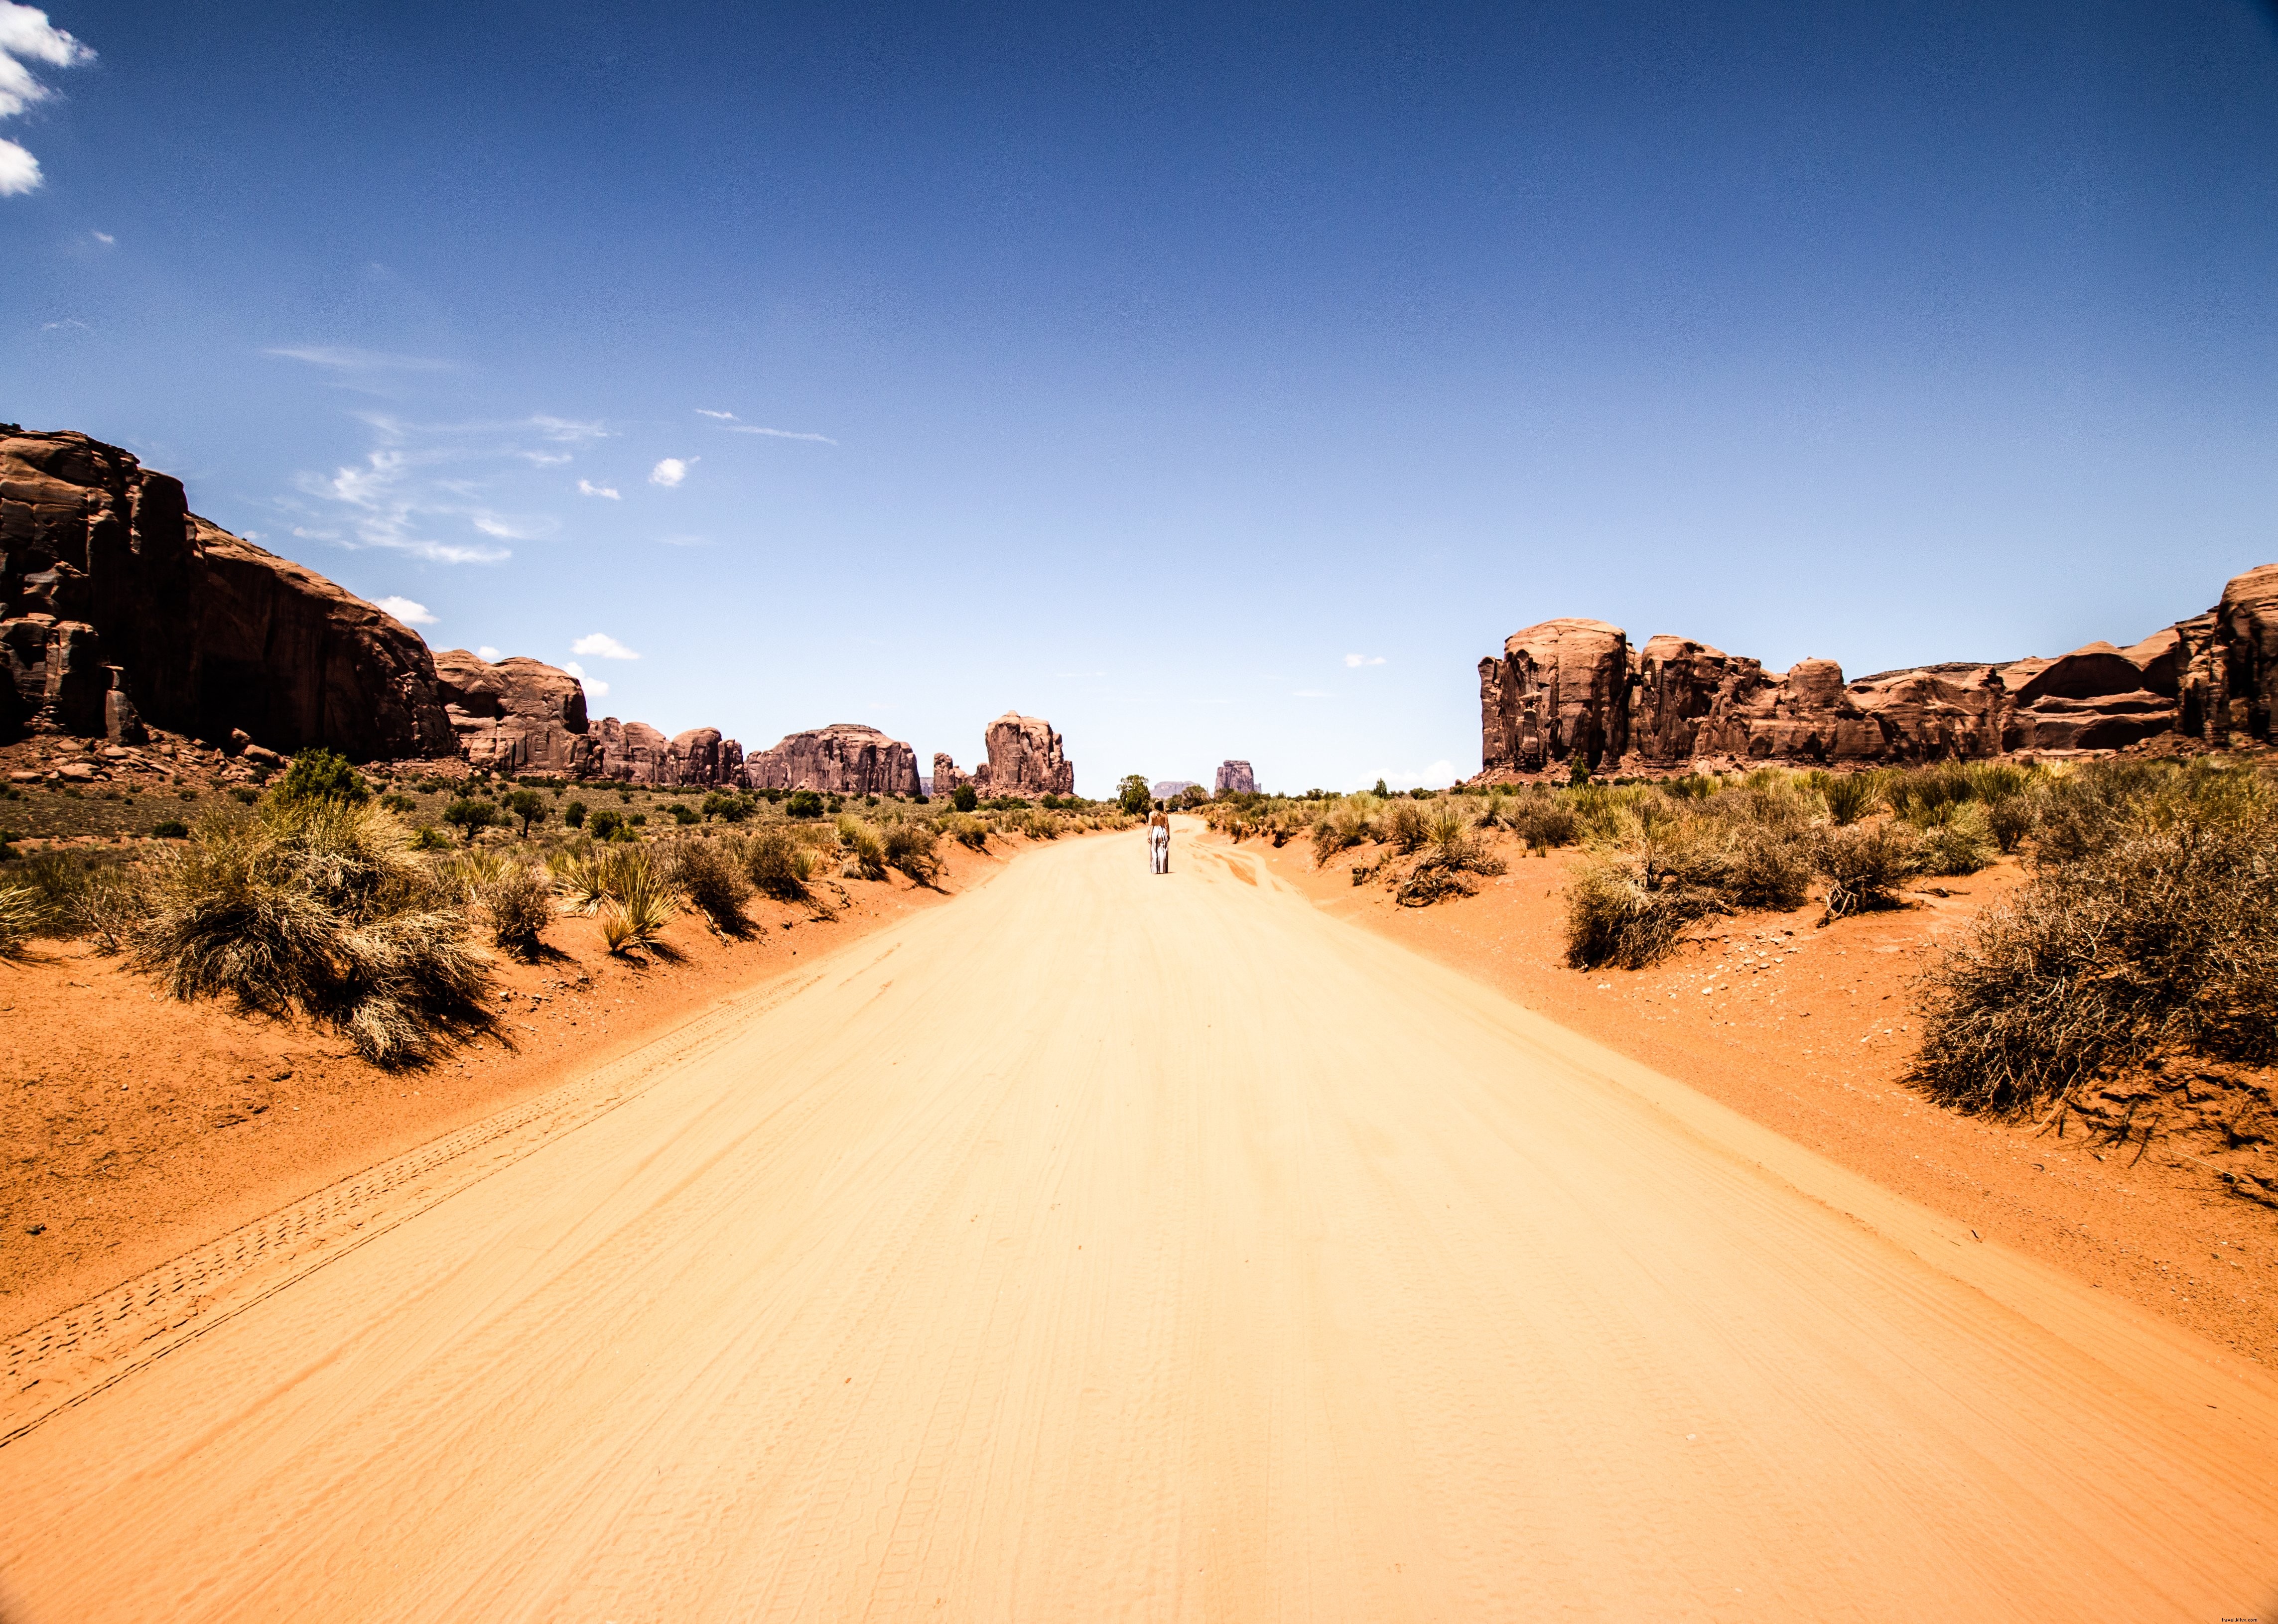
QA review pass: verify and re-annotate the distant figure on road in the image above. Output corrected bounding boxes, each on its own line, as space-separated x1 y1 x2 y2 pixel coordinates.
1148 810 1171 875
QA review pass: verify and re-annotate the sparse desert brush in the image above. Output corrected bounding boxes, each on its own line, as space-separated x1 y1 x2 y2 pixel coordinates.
1810 821 1921 919
1912 799 1995 876
663 836 752 934
1812 769 1887 826
594 845 678 956
836 815 887 879
1392 808 1508 906
1912 766 2278 1114
133 799 489 1065
442 851 556 954
0 882 37 956
742 824 809 900
882 820 941 884
1723 822 1814 910
14 850 144 953
548 845 611 913
1379 800 1429 854
1563 852 1725 969
940 812 988 852
1505 789 1580 853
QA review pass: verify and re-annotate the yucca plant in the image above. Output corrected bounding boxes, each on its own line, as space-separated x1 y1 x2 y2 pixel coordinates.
594 845 678 955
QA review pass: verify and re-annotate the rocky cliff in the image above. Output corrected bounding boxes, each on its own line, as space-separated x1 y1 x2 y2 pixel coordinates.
1214 759 1257 795
970 713 1075 798
745 724 922 797
1476 563 2278 778
1 429 456 759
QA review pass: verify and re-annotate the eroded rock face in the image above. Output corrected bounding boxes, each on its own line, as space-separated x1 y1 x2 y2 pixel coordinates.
932 753 967 799
744 724 922 796
433 649 600 776
1477 619 1629 773
1214 759 1257 795
1 428 455 758
970 713 1074 798
1476 562 2278 777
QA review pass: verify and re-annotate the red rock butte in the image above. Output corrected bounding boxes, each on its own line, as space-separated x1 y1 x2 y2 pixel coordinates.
1476 563 2278 778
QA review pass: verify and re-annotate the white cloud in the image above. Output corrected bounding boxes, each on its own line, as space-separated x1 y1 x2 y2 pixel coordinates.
649 457 693 487
571 631 640 660
470 511 557 541
264 345 455 372
1375 761 1459 791
374 594 436 625
528 415 609 443
477 644 503 661
723 424 837 445
89 228 110 244
563 659 609 700
1344 653 1387 668
0 3 92 197
694 408 737 419
0 135 38 195
576 478 620 500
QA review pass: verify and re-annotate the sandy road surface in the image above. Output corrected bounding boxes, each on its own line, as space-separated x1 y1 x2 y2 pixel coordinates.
3 824 2275 1621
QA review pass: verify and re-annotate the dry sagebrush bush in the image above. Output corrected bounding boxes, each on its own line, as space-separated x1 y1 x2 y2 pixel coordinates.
133 800 489 1065
0 883 37 957
743 824 810 899
1563 853 1726 970
664 836 752 934
1911 762 2278 1114
1810 821 1921 919
883 820 941 884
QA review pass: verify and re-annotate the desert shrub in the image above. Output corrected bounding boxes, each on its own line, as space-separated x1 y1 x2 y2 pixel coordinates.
1915 800 1995 876
230 786 261 805
380 793 416 814
1506 790 1580 853
1563 853 1725 969
12 852 144 952
1393 809 1508 906
271 748 370 809
1911 777 2278 1114
1725 823 1813 911
443 798 501 843
0 883 36 956
883 820 941 883
505 788 550 835
1665 772 1719 802
153 819 190 839
787 790 825 819
664 837 752 933
670 803 699 826
837 815 887 879
1811 822 1921 919
1815 770 1887 826
133 800 489 1065
1887 763 1974 822
1963 761 2037 804
592 845 678 955
1379 800 1429 854
562 799 588 829
460 855 554 954
586 807 627 841
549 846 609 913
941 812 988 851
1987 794 2037 854
743 825 810 900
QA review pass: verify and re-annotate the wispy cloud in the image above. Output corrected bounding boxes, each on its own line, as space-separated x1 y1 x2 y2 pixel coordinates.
1374 761 1458 790
265 345 457 373
563 659 609 700
571 632 640 661
655 533 709 548
39 316 88 332
529 415 609 443
576 478 620 500
0 2 95 198
470 511 557 541
477 644 502 661
275 415 568 565
1343 653 1387 668
649 457 693 487
694 408 737 420
374 594 436 625
723 424 837 445
90 229 111 245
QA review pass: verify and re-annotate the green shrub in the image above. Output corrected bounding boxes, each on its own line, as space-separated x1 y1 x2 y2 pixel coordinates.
134 799 489 1064
787 790 825 819
743 825 809 900
586 807 626 841
1916 801 1995 876
670 803 700 826
563 799 588 829
1816 771 1887 826
230 786 261 805
442 798 502 844
838 815 887 879
411 824 452 852
153 819 190 840
593 846 677 955
505 788 549 836
271 748 371 809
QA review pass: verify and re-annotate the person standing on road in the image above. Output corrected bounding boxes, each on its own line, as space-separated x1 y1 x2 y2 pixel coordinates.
1149 809 1171 875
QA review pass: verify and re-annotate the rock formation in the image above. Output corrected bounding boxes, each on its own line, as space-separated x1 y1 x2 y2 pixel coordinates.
744 724 922 796
1214 759 1257 795
1 428 456 759
1476 563 2278 778
969 713 1074 799
932 752 968 799
433 649 599 776
1151 780 1197 801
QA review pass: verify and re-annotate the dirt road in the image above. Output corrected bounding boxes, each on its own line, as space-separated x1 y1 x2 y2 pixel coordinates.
3 823 2274 1620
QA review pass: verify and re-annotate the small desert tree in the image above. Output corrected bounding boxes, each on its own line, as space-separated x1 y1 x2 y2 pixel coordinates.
504 788 548 837
442 798 502 844
1117 774 1152 817
272 748 371 809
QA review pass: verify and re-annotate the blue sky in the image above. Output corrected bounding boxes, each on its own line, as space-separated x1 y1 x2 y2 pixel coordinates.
5 1 2276 794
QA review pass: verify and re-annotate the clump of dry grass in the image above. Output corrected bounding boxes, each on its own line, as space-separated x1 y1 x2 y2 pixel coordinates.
1393 807 1508 906
0 882 37 957
883 820 941 884
594 845 678 956
1911 760 2278 1115
664 836 753 935
133 799 490 1065
837 814 887 879
743 825 810 900
1563 852 1727 969
1810 821 1922 920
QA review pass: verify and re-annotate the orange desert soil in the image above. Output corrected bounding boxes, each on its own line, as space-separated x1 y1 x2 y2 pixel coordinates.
0 831 1072 1335
1200 825 2278 1366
